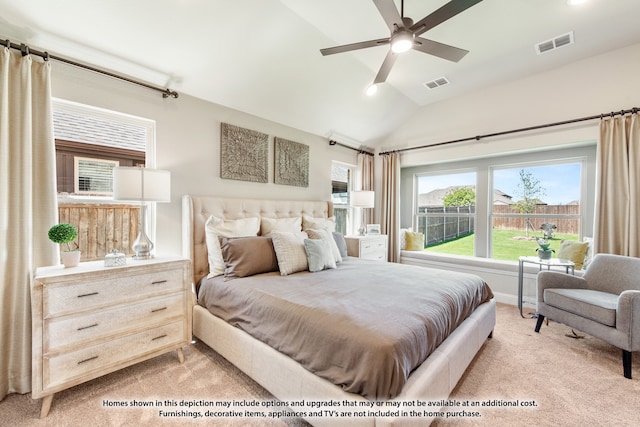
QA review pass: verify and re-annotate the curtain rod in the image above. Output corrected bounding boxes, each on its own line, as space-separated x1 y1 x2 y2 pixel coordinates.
328 139 374 156
3 39 179 99
379 107 639 156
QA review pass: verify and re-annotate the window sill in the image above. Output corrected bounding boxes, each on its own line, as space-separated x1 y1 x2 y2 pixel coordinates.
400 250 519 273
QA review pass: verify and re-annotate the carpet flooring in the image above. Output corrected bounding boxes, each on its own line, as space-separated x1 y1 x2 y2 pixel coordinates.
1 303 638 426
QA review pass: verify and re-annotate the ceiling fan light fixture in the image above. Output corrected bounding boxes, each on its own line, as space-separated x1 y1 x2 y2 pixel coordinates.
391 29 414 53
365 83 378 96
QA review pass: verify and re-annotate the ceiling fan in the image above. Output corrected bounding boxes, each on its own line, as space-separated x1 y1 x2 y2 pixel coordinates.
320 0 483 91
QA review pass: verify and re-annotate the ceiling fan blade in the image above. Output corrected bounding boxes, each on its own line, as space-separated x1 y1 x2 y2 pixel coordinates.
413 37 469 62
373 0 403 32
320 38 390 56
373 50 398 84
410 0 483 37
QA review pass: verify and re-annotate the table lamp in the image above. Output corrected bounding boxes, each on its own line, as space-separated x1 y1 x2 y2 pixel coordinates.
112 167 171 259
350 190 375 236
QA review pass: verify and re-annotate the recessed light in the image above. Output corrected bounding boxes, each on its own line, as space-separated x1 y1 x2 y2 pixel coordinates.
567 0 588 5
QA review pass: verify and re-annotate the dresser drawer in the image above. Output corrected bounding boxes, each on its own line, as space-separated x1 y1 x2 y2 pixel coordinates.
360 239 387 258
44 268 184 317
45 293 185 352
44 320 185 389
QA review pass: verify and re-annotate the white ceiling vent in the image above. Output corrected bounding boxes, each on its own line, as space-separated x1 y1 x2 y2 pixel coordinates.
424 76 450 90
535 31 574 55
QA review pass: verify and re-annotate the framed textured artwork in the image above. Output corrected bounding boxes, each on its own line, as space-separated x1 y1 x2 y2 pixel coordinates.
274 137 309 187
220 123 268 183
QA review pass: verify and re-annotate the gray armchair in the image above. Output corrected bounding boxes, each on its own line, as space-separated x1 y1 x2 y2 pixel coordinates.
534 253 640 379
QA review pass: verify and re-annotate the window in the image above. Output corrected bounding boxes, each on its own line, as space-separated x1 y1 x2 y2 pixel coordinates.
401 145 595 262
331 162 355 235
415 171 476 256
52 99 156 262
75 157 119 194
491 162 582 261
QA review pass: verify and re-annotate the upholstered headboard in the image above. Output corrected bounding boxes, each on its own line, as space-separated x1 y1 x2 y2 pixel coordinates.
182 195 333 286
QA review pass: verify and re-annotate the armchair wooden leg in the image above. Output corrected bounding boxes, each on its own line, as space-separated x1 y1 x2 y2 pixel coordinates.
623 350 632 379
534 314 545 332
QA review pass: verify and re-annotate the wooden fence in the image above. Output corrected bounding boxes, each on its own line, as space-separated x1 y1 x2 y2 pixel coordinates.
58 203 140 262
417 204 580 246
492 205 580 234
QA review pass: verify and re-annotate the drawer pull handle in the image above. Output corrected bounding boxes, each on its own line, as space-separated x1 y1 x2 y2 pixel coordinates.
77 355 98 365
77 292 99 298
152 334 167 341
77 323 98 331
151 307 167 313
151 280 168 285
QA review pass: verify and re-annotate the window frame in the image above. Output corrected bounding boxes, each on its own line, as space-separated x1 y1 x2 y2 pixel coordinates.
413 168 478 254
401 145 596 261
488 158 586 259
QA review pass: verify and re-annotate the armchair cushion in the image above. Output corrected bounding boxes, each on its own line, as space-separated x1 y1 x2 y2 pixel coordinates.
545 289 618 327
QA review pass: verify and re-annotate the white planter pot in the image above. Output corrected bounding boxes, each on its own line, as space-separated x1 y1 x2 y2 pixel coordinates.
61 251 81 268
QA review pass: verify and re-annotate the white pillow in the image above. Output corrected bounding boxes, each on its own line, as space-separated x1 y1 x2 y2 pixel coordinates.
205 216 260 278
400 228 410 250
302 214 336 232
270 231 309 275
261 216 302 236
306 228 342 264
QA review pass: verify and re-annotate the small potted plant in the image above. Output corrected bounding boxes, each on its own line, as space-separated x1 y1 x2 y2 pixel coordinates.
48 223 81 267
535 237 555 260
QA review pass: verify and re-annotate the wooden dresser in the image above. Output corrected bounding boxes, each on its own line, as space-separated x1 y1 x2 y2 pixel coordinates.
31 256 192 418
345 234 388 261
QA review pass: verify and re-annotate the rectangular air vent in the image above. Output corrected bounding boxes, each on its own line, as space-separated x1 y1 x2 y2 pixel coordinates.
424 76 450 90
535 31 574 55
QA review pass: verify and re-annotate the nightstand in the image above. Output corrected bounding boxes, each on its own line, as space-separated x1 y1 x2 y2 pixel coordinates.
345 234 388 261
31 256 192 418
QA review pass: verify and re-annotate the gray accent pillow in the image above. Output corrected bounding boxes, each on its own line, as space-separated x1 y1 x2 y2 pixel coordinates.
219 236 279 280
332 232 348 258
304 238 337 272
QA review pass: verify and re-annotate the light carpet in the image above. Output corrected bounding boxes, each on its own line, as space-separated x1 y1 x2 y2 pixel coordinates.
1 303 638 426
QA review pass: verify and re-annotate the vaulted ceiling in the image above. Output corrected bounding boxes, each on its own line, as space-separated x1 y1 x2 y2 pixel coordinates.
2 0 639 147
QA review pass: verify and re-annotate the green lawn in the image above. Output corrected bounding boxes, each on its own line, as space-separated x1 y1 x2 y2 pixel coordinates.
423 229 578 262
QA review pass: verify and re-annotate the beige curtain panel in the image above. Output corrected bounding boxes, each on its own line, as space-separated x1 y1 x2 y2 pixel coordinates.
0 47 58 400
358 152 374 225
381 152 400 263
594 113 640 257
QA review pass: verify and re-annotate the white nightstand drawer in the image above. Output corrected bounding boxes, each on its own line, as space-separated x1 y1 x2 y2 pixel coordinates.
44 268 184 317
45 293 185 352
345 235 388 261
44 320 185 389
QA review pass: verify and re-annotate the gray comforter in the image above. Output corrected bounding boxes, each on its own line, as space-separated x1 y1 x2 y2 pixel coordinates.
198 257 493 399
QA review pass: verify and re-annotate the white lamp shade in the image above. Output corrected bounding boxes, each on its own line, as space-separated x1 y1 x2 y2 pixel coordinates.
112 167 171 202
350 190 375 208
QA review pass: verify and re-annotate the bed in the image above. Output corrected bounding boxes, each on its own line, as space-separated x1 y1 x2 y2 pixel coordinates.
182 196 496 427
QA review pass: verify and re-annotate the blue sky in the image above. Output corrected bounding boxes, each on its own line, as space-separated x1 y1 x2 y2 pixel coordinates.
419 163 582 205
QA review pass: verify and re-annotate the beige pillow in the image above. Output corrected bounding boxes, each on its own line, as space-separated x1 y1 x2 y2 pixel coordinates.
557 239 589 270
302 214 336 232
405 232 425 251
205 216 260 278
260 216 302 236
306 228 342 263
219 236 279 280
270 231 309 275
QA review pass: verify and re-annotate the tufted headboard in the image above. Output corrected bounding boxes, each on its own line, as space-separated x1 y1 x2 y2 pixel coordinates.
182 195 333 286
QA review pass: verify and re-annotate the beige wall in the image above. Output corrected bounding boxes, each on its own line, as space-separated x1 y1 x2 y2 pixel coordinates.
381 43 640 166
50 64 357 257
